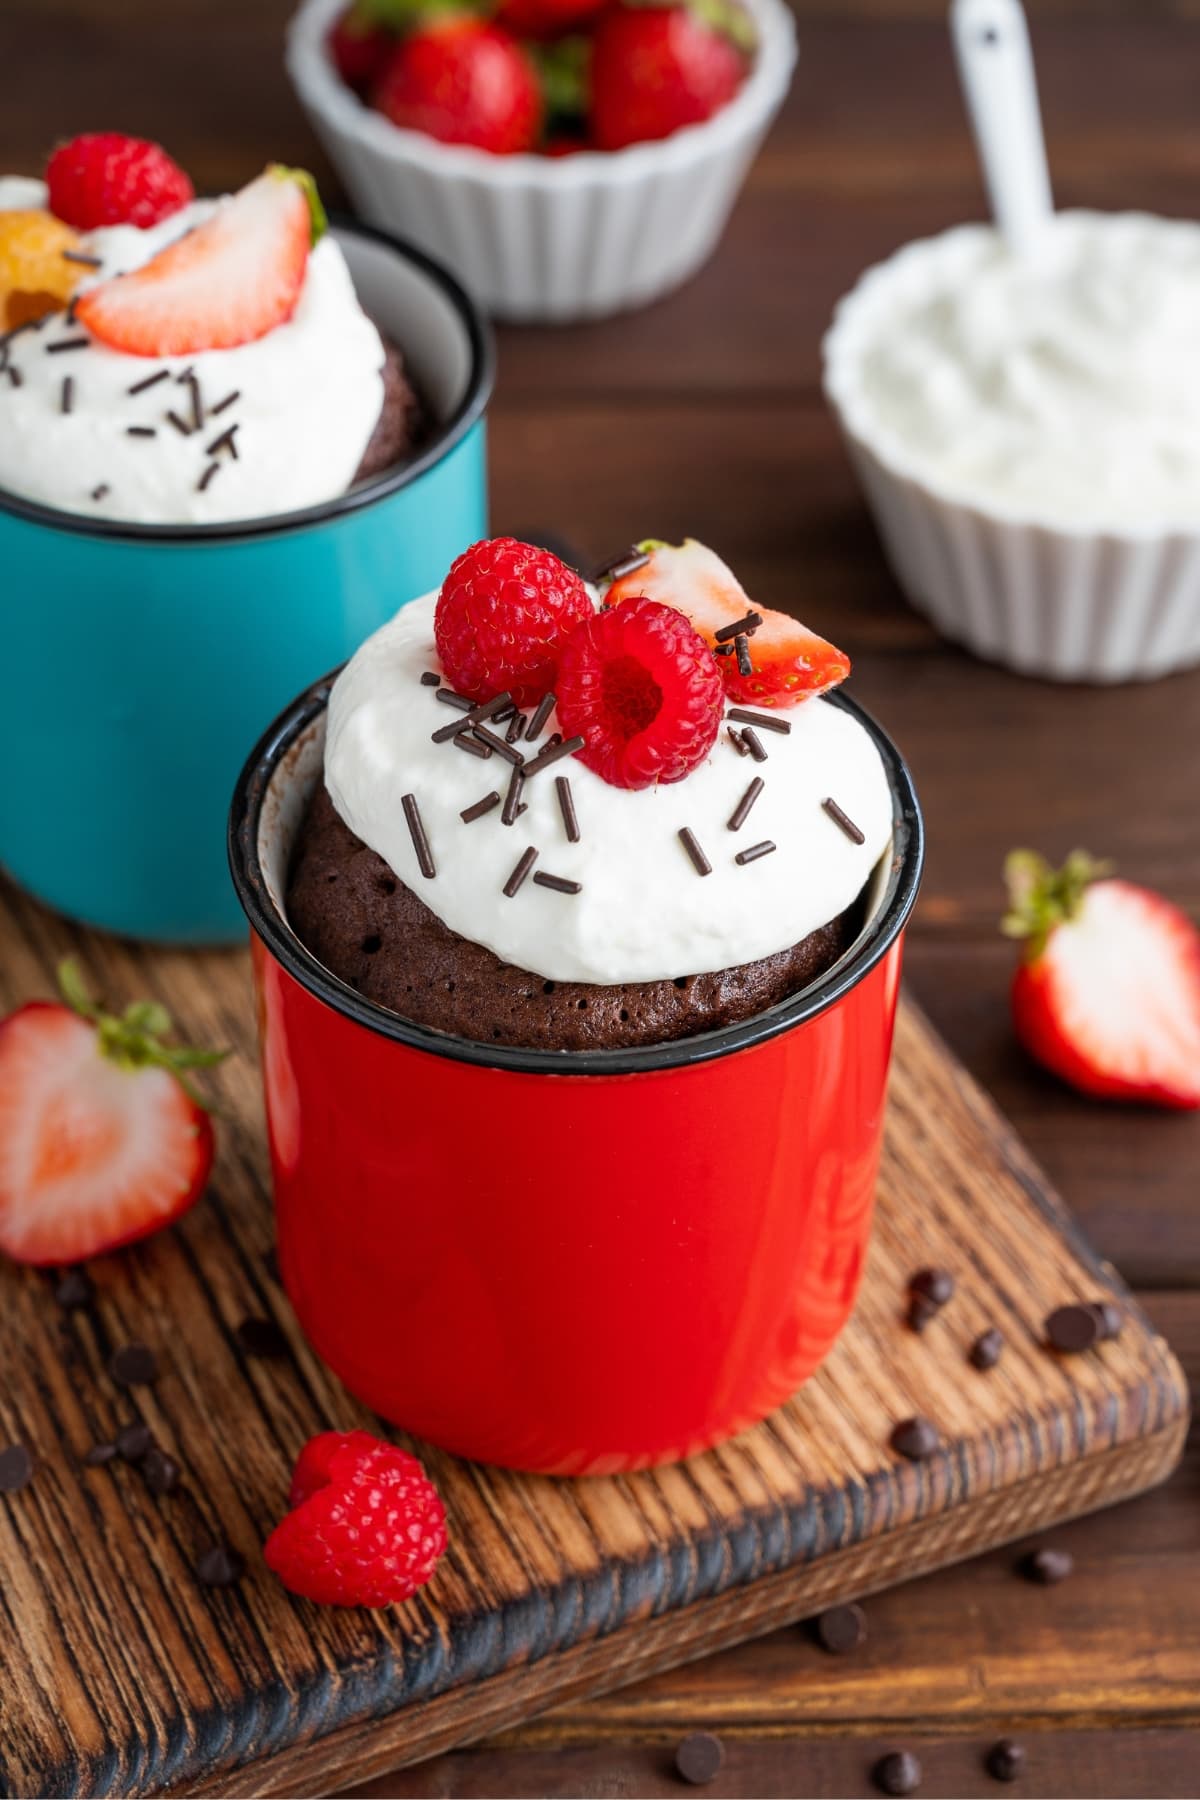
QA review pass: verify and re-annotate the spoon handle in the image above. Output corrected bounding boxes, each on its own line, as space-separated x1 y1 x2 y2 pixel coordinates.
951 0 1054 256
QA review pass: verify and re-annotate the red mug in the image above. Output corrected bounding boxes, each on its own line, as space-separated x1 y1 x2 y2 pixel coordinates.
229 675 923 1475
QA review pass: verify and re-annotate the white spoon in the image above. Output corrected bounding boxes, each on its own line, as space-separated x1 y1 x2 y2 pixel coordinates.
951 0 1055 257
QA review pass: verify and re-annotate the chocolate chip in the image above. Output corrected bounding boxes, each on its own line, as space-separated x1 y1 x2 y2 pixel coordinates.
910 1267 954 1306
1022 1546 1073 1585
1089 1300 1123 1341
54 1268 92 1310
1045 1304 1100 1354
116 1423 153 1462
986 1738 1025 1782
83 1442 118 1467
109 1342 159 1386
674 1732 725 1785
873 1750 922 1795
194 1543 245 1588
815 1601 867 1655
235 1315 289 1359
890 1416 940 1461
141 1448 181 1495
906 1293 941 1333
0 1444 33 1492
969 1328 1005 1371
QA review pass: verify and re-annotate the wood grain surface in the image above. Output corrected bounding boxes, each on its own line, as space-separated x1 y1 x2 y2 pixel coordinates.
0 864 1186 1798
2 1 1200 1794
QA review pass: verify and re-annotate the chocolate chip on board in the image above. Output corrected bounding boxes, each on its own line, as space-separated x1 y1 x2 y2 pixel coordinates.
906 1292 941 1333
116 1423 153 1462
109 1342 159 1387
54 1268 92 1310
83 1442 118 1467
1045 1303 1101 1354
235 1315 290 1359
969 1328 1005 1371
194 1543 245 1588
815 1601 868 1655
910 1268 954 1307
141 1449 181 1495
873 1750 922 1795
889 1416 941 1461
986 1738 1026 1782
0 1444 33 1493
674 1732 725 1786
1022 1546 1074 1585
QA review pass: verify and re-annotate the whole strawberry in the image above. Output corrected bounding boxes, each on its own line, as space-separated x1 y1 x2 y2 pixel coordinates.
435 537 594 707
0 961 226 1266
496 0 607 40
1003 850 1200 1109
265 1429 447 1608
328 2 394 93
590 4 751 152
372 20 543 155
46 132 194 231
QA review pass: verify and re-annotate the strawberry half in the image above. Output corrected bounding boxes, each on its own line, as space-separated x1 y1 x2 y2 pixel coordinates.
1003 850 1200 1110
0 962 227 1265
76 166 325 358
605 539 850 708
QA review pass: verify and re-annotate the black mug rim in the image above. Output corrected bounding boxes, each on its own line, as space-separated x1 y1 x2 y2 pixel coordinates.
0 216 495 546
228 670 925 1078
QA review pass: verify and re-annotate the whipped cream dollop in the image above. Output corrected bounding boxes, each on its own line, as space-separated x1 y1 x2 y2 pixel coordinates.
844 211 1200 528
322 593 894 987
0 183 384 525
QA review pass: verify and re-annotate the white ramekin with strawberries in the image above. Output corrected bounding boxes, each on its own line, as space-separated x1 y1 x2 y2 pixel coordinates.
285 0 797 321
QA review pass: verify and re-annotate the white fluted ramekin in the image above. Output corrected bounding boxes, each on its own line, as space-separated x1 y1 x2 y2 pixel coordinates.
286 0 796 323
823 225 1200 685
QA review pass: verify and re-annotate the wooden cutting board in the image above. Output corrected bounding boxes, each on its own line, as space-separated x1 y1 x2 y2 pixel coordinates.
0 875 1188 1800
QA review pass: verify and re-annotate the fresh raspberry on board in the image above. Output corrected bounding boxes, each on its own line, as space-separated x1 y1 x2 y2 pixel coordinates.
76 165 324 357
46 132 194 231
606 539 850 707
435 537 594 707
589 4 750 152
556 595 724 788
264 1430 448 1608
0 961 225 1266
372 20 543 155
1003 850 1200 1109
327 3 394 93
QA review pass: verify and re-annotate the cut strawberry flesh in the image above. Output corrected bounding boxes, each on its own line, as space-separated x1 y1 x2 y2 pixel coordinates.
0 1005 210 1264
76 167 315 358
607 540 850 708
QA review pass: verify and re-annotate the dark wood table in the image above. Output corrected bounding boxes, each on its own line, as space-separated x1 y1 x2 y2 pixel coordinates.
4 3 1198 1794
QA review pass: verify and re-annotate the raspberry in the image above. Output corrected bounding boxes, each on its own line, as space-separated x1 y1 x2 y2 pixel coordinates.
556 597 724 789
264 1429 447 1609
434 537 594 709
46 133 194 232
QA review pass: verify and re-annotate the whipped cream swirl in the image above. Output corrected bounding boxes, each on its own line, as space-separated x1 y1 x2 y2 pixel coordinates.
323 593 894 987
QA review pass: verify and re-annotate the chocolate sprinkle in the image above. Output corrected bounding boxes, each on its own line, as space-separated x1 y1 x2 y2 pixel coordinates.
678 828 712 876
116 1423 153 1462
194 1543 245 1588
714 643 734 655
728 706 791 735
674 1732 725 1786
472 724 525 767
402 793 436 878
461 792 501 823
0 1444 33 1493
501 765 526 826
741 727 768 763
420 670 441 686
45 335 90 353
210 389 240 417
127 368 169 396
60 375 74 414
90 483 110 501
590 545 649 585
714 610 764 642
726 725 749 756
55 1268 91 1310
969 1327 1005 1371
525 691 557 744
84 1442 119 1467
735 633 753 677
435 687 474 711
126 425 156 438
823 796 866 845
735 839 776 866
6 365 22 388
206 424 239 460
165 409 194 437
556 776 580 842
431 690 513 744
61 249 104 268
505 708 525 745
196 461 220 493
524 734 585 777
235 1315 290 1359
451 732 491 759
533 871 581 895
109 1342 159 1387
503 847 538 897
727 776 764 832
889 1415 940 1461
181 370 204 431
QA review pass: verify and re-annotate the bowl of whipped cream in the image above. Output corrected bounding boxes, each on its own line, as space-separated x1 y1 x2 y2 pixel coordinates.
824 209 1200 683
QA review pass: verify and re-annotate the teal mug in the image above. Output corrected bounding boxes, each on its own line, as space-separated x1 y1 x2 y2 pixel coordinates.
0 222 492 944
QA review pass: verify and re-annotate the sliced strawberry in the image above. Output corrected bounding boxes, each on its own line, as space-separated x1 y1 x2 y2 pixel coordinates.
0 963 227 1265
76 166 325 358
1003 850 1200 1110
606 539 850 708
